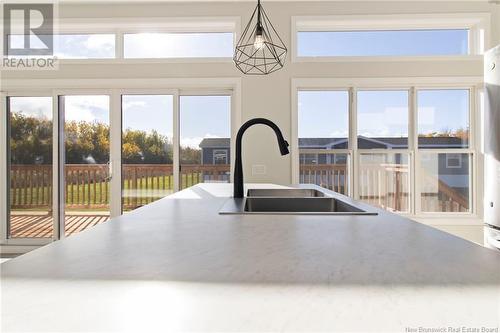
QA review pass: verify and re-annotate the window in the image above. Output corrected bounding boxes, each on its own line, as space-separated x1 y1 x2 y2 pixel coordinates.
446 154 462 169
357 90 409 149
357 88 410 214
293 14 489 60
213 150 228 164
124 32 234 58
298 91 349 194
180 95 231 189
417 89 470 148
7 97 53 238
8 34 115 59
294 79 478 216
358 152 410 212
297 29 469 57
420 153 470 212
60 95 111 236
121 95 174 212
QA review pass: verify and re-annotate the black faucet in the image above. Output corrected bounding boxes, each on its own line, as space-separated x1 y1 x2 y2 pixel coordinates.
233 118 290 198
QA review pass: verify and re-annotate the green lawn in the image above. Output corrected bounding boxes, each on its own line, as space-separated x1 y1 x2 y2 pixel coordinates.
10 173 209 208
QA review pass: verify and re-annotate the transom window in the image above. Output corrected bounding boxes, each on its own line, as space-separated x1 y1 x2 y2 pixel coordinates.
8 34 116 59
6 18 237 60
123 32 234 58
297 29 469 57
293 14 489 60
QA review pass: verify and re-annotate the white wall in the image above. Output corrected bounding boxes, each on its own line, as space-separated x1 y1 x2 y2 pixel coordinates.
2 1 498 245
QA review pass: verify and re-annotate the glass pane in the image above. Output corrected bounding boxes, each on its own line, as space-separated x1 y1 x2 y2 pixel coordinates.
357 90 409 149
418 89 469 148
420 153 470 212
299 153 348 194
9 34 115 58
298 91 349 143
180 95 231 189
297 29 469 57
122 95 174 212
298 90 349 194
358 153 410 212
124 33 233 58
62 95 110 236
8 97 53 238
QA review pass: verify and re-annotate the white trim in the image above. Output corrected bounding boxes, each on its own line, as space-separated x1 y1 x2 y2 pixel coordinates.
2 78 241 92
110 90 122 218
55 17 240 33
173 90 180 192
0 93 7 244
292 13 491 62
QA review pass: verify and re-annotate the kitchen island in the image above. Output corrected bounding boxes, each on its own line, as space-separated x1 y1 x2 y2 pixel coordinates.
2 183 500 332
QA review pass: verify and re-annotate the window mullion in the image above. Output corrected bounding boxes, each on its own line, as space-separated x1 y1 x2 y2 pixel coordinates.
173 90 180 192
349 87 358 199
410 87 418 215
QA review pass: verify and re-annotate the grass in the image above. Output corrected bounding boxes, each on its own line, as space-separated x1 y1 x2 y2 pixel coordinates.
10 172 224 208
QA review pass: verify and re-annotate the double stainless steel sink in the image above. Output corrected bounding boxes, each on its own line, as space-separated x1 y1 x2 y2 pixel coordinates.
219 188 378 215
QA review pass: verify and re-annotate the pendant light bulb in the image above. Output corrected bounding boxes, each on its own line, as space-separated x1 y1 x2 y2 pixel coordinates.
254 34 265 50
254 25 265 50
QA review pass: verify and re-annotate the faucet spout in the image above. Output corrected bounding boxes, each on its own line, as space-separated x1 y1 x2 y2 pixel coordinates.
233 118 289 198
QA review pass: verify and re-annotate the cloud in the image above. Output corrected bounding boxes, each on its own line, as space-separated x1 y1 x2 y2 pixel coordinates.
84 35 114 51
9 97 52 119
181 133 224 149
64 96 109 123
122 100 147 110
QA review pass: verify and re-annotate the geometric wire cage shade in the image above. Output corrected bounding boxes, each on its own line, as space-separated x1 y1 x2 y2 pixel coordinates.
234 0 287 75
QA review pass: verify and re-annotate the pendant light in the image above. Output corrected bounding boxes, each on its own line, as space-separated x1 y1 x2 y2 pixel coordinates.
234 0 287 75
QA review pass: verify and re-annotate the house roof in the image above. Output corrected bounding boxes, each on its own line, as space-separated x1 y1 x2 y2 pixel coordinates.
199 138 231 148
198 136 467 149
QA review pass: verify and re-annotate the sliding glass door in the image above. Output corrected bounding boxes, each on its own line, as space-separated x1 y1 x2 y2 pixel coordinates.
3 89 233 241
179 95 231 189
7 96 54 238
59 95 111 236
121 95 174 212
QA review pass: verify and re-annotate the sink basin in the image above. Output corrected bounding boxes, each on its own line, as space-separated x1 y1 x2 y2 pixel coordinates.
245 197 366 213
246 188 325 197
219 188 378 215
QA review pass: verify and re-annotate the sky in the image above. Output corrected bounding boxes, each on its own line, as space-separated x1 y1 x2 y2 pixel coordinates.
10 32 233 59
298 89 469 139
297 29 469 57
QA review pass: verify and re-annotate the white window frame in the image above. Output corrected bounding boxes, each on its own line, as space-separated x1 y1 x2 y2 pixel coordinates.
291 77 483 224
291 13 491 62
24 16 240 63
0 78 241 245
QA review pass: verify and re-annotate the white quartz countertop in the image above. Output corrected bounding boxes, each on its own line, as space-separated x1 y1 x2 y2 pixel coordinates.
2 183 500 332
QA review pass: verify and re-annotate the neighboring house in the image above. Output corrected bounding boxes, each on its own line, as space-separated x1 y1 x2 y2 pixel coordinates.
199 138 231 165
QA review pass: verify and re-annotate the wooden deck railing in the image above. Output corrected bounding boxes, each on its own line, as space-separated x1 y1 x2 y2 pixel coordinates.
299 164 347 194
300 163 468 213
9 163 467 213
10 164 229 210
358 163 409 212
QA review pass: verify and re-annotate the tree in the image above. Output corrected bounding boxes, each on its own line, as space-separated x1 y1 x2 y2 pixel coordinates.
10 111 174 165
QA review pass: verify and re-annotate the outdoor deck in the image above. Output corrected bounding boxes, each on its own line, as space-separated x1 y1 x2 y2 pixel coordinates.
10 214 109 238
